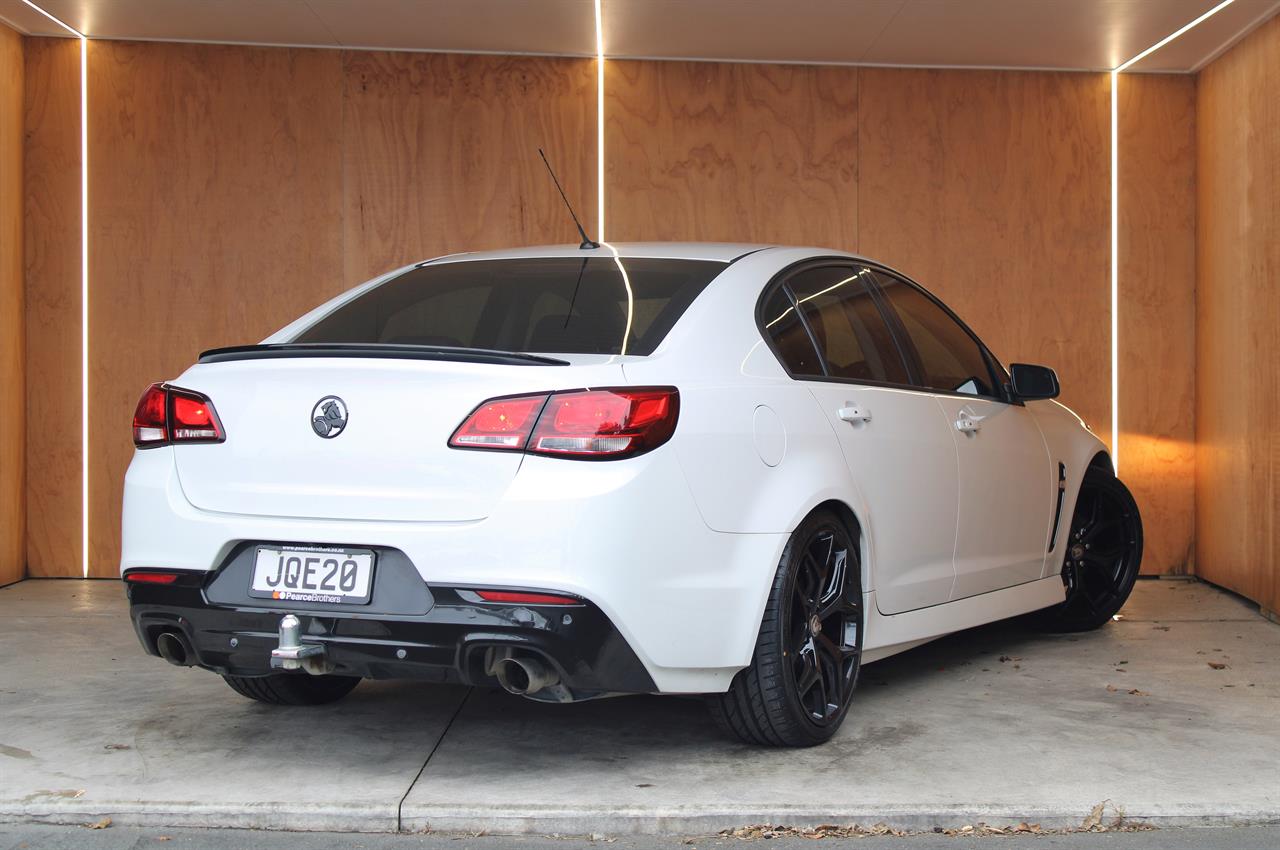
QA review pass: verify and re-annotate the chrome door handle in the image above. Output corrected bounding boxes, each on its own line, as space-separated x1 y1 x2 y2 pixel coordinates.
955 413 983 433
838 405 872 423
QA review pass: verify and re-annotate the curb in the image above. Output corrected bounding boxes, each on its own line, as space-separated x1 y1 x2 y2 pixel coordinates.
0 802 396 833
4 801 1279 835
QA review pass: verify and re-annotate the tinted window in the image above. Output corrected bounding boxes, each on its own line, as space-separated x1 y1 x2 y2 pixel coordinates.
761 287 824 377
873 272 998 397
295 257 725 357
763 265 910 384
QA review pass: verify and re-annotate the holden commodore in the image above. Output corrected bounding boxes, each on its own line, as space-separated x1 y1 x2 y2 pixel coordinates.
122 244 1142 746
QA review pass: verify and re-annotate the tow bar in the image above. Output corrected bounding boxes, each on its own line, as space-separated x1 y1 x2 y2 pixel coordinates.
270 614 333 675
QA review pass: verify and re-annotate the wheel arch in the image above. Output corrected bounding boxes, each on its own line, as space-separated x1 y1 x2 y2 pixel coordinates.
1088 450 1114 476
801 498 870 593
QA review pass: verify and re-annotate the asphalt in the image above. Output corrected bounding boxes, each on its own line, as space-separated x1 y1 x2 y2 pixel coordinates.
0 577 1277 835
5 824 1280 850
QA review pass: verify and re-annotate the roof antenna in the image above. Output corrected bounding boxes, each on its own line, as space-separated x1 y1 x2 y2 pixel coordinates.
539 148 599 250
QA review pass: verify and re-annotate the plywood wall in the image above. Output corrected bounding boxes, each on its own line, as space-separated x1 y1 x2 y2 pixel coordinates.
0 22 23 587
22 41 1199 585
87 42 347 574
22 37 80 577
604 59 857 247
343 52 597 283
1195 14 1280 615
605 62 1194 577
858 68 1112 449
1117 74 1197 575
21 46 599 578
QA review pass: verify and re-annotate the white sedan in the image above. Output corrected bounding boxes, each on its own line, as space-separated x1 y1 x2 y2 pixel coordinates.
121 243 1142 746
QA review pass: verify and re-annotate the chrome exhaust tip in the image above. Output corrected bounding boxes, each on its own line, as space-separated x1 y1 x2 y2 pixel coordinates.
155 630 193 666
494 655 560 696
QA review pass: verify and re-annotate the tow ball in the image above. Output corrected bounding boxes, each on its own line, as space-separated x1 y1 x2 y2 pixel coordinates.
270 614 333 675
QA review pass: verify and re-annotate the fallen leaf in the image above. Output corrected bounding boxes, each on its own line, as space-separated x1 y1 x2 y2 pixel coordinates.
1106 684 1119 692
86 817 112 830
1082 801 1106 831
104 743 131 751
1208 662 1228 670
1128 689 1149 696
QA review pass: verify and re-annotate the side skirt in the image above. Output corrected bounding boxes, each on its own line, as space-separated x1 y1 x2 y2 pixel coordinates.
861 576 1066 664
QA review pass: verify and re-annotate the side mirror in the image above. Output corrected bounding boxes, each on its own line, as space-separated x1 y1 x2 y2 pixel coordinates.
1010 363 1060 401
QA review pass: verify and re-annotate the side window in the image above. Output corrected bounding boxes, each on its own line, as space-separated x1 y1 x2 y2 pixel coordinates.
872 272 999 397
779 265 911 384
761 286 824 377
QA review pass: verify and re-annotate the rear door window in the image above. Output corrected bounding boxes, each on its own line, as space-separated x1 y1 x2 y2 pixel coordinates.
762 265 910 384
295 257 726 356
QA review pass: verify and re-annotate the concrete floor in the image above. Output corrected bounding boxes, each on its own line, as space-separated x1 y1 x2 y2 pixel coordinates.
0 578 1276 835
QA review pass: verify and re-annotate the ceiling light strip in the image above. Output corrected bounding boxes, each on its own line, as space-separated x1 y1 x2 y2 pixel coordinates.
594 0 605 241
1108 0 1239 474
1116 0 1241 71
21 0 89 578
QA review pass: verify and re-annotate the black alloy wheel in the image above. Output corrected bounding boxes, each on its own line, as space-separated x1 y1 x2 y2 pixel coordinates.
1034 467 1143 632
709 509 863 746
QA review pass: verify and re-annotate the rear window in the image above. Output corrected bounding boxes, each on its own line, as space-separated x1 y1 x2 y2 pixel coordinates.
294 257 726 356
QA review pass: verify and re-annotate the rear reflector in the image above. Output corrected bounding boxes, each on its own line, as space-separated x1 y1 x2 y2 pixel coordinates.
124 571 180 584
474 590 582 606
133 383 225 448
449 387 678 460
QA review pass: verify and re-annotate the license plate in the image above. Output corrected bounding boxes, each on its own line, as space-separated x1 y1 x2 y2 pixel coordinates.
249 545 375 605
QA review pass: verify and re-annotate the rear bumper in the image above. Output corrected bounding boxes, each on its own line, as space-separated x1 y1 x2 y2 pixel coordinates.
127 574 656 699
123 446 789 693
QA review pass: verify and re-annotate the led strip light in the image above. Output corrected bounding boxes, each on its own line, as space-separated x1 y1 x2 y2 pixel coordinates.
20 0 88 577
594 0 606 241
1109 0 1239 473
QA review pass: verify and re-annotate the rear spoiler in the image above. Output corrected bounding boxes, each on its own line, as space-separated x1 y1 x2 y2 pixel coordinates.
198 343 569 367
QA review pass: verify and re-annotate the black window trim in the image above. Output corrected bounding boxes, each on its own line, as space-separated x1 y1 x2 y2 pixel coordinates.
755 256 1017 405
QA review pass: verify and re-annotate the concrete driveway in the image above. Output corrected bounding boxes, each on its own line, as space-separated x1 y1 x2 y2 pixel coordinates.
0 578 1276 834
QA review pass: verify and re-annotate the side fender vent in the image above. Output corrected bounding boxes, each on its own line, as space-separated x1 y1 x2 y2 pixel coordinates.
1048 462 1067 553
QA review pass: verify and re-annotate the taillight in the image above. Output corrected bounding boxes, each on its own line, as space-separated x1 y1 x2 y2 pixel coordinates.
449 387 678 460
448 394 549 450
132 383 225 448
133 383 168 445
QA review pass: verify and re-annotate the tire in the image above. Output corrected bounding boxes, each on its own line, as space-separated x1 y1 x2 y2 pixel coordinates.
708 509 863 747
1031 467 1143 633
222 672 361 706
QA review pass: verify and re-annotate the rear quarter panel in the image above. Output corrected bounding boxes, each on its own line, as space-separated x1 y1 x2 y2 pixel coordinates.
622 248 876 583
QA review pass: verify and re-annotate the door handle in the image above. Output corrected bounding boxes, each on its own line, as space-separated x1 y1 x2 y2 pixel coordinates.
838 405 872 423
954 412 983 433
